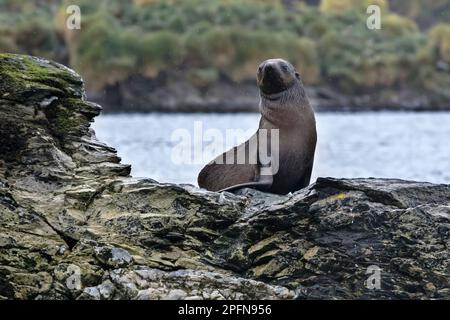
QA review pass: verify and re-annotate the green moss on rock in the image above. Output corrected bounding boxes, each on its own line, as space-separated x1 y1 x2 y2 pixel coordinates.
0 54 84 105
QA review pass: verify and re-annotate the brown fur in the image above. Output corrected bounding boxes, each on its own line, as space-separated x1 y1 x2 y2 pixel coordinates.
198 59 317 194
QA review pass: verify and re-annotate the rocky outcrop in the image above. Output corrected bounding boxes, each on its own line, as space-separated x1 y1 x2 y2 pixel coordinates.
0 54 449 300
89 72 450 113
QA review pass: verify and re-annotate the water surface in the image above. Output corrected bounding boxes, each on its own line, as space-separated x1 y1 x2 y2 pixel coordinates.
92 112 450 185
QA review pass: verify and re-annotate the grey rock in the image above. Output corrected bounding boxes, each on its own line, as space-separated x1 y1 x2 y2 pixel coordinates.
0 54 449 300
94 246 133 268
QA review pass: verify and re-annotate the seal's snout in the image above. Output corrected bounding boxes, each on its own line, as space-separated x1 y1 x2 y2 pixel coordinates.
257 59 297 95
263 63 275 75
260 62 278 83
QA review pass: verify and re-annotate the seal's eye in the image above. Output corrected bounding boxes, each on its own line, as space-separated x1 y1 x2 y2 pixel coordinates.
281 64 289 72
258 66 263 73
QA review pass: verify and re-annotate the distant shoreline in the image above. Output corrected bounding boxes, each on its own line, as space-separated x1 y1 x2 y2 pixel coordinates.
96 109 450 115
89 81 450 114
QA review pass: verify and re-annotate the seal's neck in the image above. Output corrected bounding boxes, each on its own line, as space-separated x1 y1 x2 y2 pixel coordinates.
259 81 310 126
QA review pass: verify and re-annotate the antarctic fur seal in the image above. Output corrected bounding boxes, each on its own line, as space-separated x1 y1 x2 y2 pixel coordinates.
198 58 317 195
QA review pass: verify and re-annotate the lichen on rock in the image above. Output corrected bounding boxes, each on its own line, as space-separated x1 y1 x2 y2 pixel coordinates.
0 54 449 300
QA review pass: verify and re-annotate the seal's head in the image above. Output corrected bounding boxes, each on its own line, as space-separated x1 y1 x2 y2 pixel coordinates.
257 58 300 96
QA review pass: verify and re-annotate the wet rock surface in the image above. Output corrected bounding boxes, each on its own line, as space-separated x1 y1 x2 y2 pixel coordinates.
0 54 449 300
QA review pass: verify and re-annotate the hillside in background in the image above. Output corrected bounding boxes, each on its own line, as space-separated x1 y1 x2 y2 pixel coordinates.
0 0 449 112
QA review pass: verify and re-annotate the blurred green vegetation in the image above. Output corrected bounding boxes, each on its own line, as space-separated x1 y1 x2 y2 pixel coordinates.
0 0 449 94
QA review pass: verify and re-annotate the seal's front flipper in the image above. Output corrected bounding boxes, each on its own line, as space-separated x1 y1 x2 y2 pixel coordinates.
197 141 259 192
219 165 273 193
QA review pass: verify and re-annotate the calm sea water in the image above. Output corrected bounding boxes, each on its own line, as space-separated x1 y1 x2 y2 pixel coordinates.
92 112 450 186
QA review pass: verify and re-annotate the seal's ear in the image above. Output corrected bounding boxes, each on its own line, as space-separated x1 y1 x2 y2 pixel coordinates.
295 72 300 79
